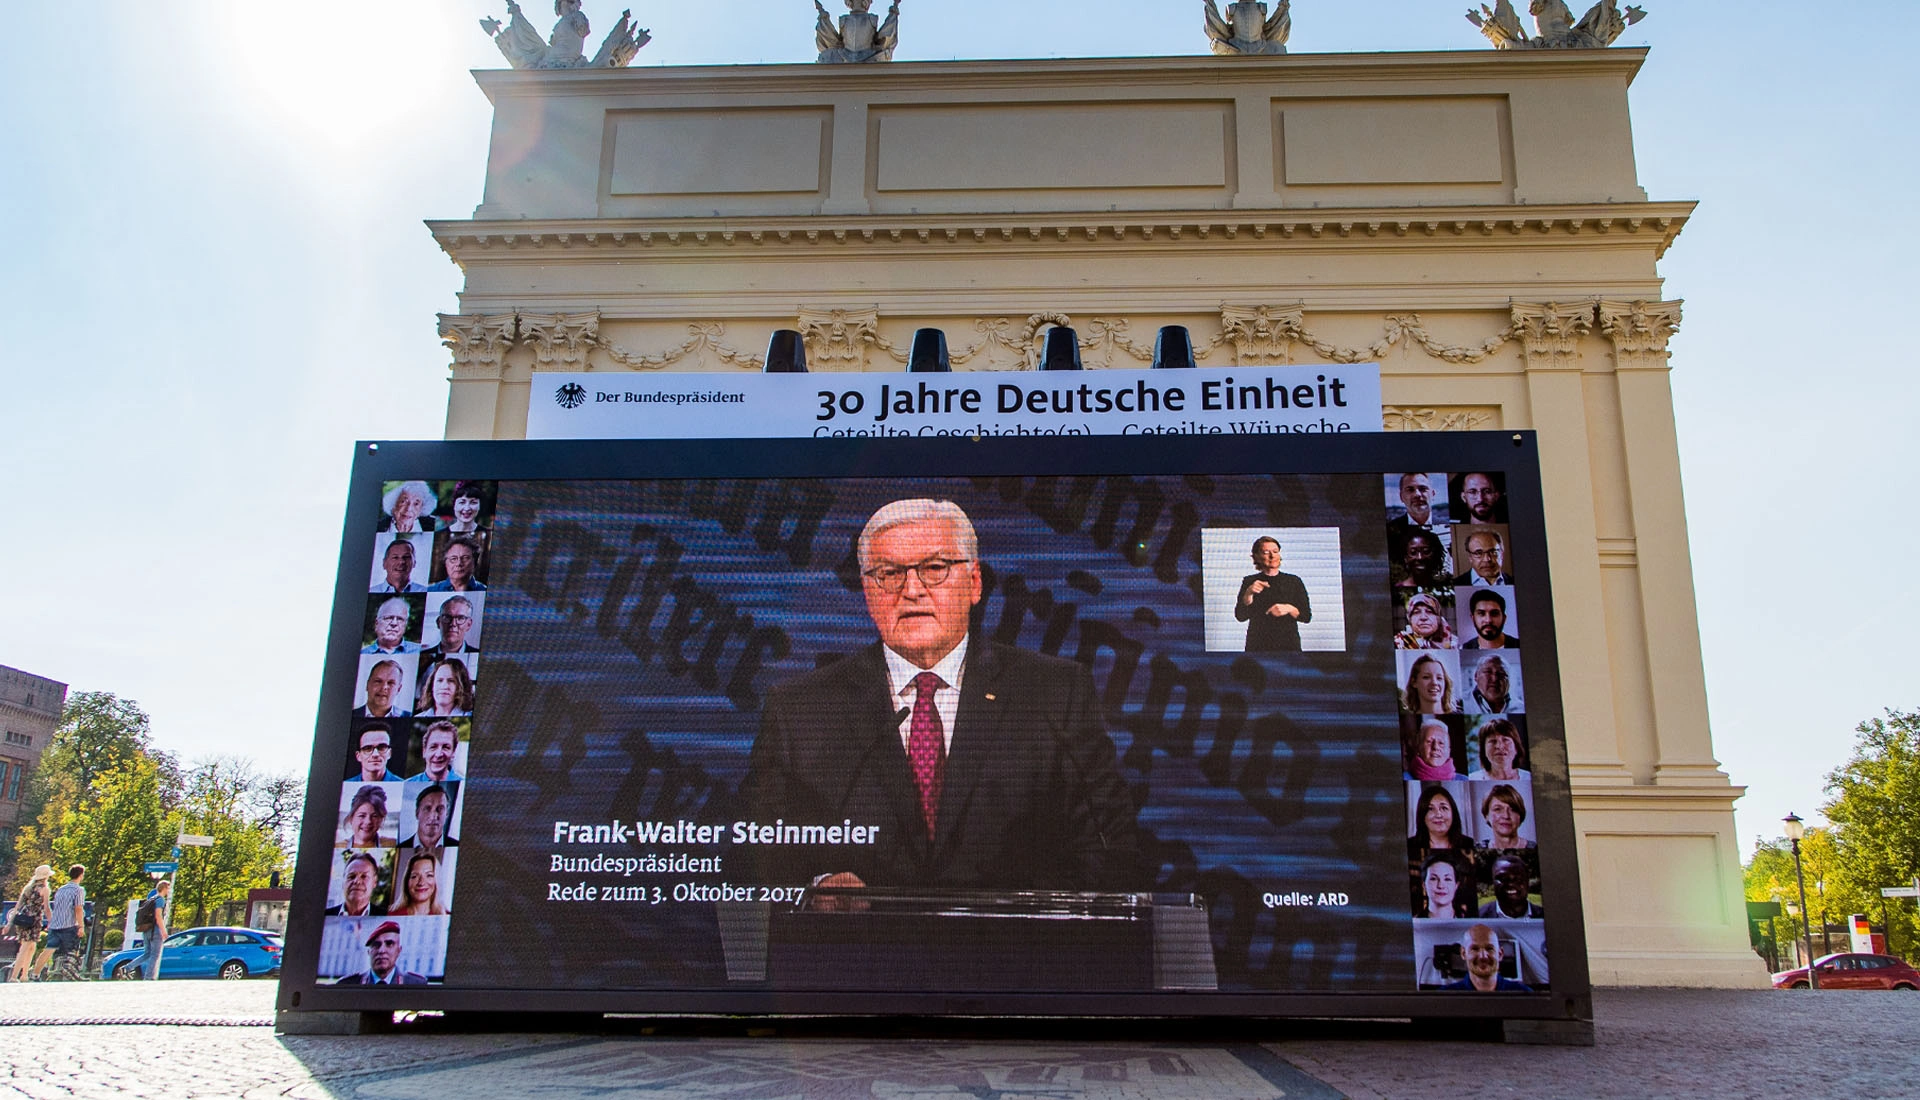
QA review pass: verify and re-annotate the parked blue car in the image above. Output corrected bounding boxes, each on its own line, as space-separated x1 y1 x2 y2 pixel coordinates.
100 926 283 980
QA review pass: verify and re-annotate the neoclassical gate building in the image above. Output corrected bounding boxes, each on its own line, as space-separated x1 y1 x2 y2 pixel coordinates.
431 46 1762 986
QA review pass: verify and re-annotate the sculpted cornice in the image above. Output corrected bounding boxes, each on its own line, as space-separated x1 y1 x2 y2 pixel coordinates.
472 48 1649 102
430 203 1694 266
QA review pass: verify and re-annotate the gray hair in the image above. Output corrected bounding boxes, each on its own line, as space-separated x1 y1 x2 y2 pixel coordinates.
857 499 977 572
382 480 437 518
376 597 411 621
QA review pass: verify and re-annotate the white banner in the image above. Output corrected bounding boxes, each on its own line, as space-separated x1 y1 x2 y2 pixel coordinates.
525 365 1381 441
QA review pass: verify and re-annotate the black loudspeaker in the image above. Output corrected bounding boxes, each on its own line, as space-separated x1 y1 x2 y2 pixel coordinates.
908 328 952 372
1039 326 1083 370
1152 325 1198 369
764 329 808 373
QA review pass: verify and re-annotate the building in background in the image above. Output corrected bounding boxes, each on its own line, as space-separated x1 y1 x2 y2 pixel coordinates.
0 664 68 866
428 46 1761 986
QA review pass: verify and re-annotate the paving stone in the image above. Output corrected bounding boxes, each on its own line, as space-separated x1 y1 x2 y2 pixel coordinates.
5 984 1918 1098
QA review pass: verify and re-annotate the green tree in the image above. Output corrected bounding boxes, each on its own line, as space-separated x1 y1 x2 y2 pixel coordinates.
1821 709 1920 957
167 759 291 927
47 756 174 925
11 692 161 889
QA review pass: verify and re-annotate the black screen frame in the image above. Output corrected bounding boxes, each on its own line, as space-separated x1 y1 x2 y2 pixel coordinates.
280 432 1590 1023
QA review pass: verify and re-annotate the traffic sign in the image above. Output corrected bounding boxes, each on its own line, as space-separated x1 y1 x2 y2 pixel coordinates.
1880 887 1920 898
143 861 178 874
177 834 214 847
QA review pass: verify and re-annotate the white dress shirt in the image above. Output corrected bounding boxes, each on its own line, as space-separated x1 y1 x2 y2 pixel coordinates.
881 635 970 754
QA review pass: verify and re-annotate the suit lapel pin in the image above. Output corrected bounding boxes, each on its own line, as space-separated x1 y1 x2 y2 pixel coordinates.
984 693 996 701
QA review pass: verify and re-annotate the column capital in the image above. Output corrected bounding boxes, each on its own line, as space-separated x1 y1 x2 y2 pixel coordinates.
1598 299 1684 371
1510 301 1595 371
437 313 518 380
798 306 882 370
519 311 602 372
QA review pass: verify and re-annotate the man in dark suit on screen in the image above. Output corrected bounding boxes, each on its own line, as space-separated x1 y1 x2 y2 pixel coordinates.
741 499 1140 892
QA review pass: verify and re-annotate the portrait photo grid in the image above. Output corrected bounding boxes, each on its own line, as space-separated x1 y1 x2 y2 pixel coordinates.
1386 470 1547 992
319 479 496 985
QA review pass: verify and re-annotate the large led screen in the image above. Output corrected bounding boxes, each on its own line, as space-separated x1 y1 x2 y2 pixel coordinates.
284 435 1586 1018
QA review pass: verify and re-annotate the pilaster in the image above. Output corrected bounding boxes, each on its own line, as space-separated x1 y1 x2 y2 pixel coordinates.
1599 300 1729 785
439 313 517 441
1513 302 1633 785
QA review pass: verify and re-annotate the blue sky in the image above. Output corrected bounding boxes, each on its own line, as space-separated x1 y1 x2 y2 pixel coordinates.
1 1 1912 854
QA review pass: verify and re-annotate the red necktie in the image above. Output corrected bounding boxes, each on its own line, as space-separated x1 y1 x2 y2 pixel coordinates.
907 671 946 840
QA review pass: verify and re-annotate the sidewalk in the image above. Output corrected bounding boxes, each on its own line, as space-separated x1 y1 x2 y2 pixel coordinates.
3 984 1916 1098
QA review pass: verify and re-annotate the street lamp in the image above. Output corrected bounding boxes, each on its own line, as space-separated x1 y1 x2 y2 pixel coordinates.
1784 813 1818 990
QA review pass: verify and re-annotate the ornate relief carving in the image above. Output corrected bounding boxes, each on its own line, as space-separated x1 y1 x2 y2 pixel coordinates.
1219 306 1522 366
437 313 517 380
598 323 764 371
798 307 882 370
1598 299 1682 370
1076 318 1161 370
437 302 1586 379
1382 405 1502 432
519 312 602 372
1510 301 1594 369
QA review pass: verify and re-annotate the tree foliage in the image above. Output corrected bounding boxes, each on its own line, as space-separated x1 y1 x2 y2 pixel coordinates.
10 692 296 929
168 758 292 927
48 755 174 917
1745 710 1920 960
1820 710 1920 954
10 692 160 891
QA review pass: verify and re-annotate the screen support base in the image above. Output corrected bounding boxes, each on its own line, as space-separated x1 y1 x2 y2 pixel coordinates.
274 1010 390 1035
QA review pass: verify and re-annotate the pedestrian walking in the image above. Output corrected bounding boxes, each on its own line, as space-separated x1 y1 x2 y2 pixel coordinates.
135 879 171 980
45 864 86 981
8 865 53 982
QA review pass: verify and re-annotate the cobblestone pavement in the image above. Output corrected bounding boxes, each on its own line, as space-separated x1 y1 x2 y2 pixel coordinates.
1271 988 1920 1098
4 984 1918 1098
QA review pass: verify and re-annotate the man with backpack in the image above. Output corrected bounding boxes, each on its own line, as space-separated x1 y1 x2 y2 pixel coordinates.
134 880 170 980
45 865 85 981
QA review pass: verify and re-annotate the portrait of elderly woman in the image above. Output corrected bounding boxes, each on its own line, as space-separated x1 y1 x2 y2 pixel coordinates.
379 481 438 534
1467 716 1530 781
337 784 395 848
1393 590 1457 650
1414 852 1475 920
1475 782 1537 851
1406 783 1472 864
414 659 475 718
1398 652 1461 715
1402 714 1463 781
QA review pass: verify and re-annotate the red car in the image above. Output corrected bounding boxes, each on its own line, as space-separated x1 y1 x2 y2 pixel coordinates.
1772 953 1920 990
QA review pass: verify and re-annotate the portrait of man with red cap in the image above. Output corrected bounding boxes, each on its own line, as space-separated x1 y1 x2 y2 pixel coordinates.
332 920 428 985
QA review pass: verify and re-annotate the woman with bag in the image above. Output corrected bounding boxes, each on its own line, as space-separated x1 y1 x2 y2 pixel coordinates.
8 865 53 982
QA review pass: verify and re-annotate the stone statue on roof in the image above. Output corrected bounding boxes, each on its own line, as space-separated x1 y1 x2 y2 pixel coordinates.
1204 0 1290 56
479 1 650 69
816 0 900 64
1467 0 1646 49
